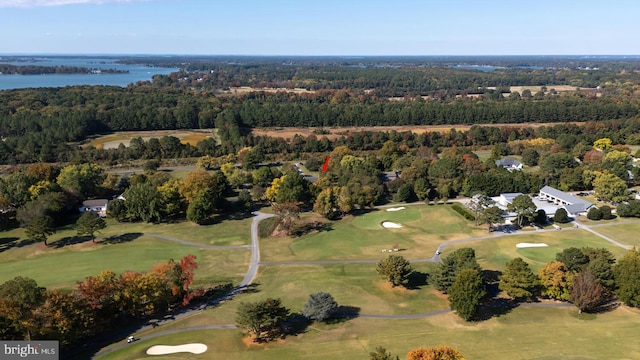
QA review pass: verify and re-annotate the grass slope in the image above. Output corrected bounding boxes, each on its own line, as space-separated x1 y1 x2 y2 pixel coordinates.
98 306 640 360
0 218 252 289
261 205 485 262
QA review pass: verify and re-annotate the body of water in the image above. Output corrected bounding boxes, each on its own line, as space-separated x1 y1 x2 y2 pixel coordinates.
453 64 504 72
0 57 179 90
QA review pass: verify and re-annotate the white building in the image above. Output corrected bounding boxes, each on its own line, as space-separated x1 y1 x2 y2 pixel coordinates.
79 199 108 217
538 186 595 216
495 157 523 171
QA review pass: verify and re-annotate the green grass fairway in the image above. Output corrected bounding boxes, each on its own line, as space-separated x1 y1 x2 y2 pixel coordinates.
443 229 630 272
0 218 252 289
0 236 203 289
590 220 640 248
97 306 640 360
124 262 445 336
0 217 251 247
0 237 249 290
261 205 485 262
238 263 446 316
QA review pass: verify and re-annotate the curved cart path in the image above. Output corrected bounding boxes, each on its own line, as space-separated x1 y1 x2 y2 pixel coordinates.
93 209 624 358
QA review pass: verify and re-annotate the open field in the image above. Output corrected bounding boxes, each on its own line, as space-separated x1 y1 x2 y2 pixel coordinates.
86 129 215 149
220 86 316 95
0 218 252 289
250 122 587 141
260 205 486 262
83 122 589 149
509 85 591 94
443 229 631 272
98 305 640 360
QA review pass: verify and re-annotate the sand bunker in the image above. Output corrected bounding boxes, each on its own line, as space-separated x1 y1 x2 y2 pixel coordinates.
386 207 406 212
382 221 403 228
146 343 208 355
516 243 549 248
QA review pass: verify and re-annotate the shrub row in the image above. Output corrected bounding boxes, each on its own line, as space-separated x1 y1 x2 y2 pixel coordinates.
452 203 476 221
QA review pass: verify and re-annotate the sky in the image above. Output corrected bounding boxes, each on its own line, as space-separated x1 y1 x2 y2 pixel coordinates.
1 0 639 56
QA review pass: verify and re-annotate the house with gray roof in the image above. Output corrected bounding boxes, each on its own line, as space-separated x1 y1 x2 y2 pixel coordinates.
79 199 108 217
495 157 523 171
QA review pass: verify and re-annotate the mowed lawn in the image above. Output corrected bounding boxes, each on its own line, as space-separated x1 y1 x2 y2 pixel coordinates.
0 236 249 290
0 218 253 289
235 263 445 317
443 229 631 272
260 205 486 262
589 220 640 248
98 306 640 360
0 217 251 247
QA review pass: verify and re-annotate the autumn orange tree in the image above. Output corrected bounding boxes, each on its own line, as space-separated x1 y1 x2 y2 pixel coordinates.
0 254 202 347
407 345 465 360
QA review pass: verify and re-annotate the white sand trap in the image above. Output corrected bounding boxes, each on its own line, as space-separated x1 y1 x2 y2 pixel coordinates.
382 221 403 228
516 243 549 248
146 343 208 355
386 207 406 212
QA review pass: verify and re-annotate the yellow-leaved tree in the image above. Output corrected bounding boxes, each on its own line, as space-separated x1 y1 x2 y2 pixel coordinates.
265 175 285 203
407 345 465 360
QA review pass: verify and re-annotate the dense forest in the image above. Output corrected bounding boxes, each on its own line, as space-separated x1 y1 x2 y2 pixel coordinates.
1 55 640 165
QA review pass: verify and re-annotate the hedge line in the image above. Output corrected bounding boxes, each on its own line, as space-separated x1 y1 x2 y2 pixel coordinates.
452 203 476 221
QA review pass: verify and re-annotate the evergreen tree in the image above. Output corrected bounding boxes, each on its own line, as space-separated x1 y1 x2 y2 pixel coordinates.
499 258 538 301
448 269 485 321
235 298 290 342
614 249 640 307
369 347 399 360
76 211 107 243
25 215 55 246
433 248 481 293
301 292 338 322
376 255 413 287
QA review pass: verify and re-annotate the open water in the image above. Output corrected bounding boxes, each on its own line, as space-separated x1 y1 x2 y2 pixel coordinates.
0 57 179 90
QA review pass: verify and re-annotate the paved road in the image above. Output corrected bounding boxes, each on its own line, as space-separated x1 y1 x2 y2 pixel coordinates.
93 212 272 359
240 211 275 287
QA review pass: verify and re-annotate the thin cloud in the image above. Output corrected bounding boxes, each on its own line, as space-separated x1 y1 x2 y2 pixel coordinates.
0 0 152 7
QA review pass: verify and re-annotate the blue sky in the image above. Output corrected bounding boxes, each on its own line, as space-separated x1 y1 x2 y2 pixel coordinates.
1 0 639 55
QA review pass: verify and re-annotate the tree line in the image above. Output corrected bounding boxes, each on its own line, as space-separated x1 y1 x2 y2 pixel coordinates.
0 255 201 348
377 246 640 322
0 64 128 75
1 77 640 164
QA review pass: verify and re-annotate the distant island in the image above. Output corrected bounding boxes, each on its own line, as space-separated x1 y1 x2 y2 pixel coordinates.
0 64 129 75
